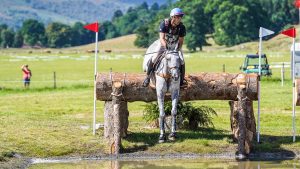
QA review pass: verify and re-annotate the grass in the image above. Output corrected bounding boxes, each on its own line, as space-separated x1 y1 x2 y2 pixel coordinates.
0 34 300 161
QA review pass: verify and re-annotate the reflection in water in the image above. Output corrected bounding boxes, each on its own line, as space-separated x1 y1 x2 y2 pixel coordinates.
29 159 300 169
110 160 119 169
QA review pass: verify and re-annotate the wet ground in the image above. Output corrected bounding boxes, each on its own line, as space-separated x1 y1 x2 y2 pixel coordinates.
2 151 300 169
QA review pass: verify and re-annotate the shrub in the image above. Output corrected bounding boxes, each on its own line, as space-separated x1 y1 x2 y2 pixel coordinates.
143 101 217 130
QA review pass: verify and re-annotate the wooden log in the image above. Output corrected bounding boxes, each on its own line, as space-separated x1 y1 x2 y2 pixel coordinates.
96 73 258 102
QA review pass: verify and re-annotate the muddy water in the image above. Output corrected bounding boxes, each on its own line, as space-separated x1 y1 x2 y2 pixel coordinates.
28 158 300 169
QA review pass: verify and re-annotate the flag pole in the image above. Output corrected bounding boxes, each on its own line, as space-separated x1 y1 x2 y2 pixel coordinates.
93 31 98 135
257 28 262 143
299 8 300 25
292 36 296 142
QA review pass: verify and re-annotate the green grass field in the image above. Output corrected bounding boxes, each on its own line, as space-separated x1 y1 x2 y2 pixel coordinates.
1 34 300 161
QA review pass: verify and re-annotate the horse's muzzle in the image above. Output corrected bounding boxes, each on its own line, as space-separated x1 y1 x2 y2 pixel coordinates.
173 76 179 81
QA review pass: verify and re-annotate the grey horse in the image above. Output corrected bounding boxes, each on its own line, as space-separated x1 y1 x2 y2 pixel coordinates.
143 41 181 143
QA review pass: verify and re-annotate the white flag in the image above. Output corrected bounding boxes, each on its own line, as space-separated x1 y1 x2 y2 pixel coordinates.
259 27 274 38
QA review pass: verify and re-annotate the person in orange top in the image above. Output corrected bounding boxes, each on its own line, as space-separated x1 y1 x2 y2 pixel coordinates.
21 64 32 88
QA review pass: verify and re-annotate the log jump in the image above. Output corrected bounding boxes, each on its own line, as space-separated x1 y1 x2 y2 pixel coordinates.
96 73 258 101
97 72 258 155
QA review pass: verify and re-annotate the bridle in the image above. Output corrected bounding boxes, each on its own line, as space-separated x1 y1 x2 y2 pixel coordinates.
156 51 180 80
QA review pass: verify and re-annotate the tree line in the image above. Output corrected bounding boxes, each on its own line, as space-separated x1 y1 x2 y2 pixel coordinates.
0 2 162 48
0 0 298 50
135 0 298 51
0 20 96 48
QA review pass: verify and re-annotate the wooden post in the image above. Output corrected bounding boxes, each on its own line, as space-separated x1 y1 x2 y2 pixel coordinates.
229 73 256 155
229 101 256 146
103 81 129 155
53 71 56 89
110 160 120 169
104 101 128 139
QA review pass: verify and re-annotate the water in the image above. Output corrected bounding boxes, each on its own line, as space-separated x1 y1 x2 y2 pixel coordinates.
28 158 300 169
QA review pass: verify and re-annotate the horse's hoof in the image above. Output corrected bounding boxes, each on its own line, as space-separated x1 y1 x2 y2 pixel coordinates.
169 137 175 141
168 133 177 141
158 135 166 143
158 139 165 143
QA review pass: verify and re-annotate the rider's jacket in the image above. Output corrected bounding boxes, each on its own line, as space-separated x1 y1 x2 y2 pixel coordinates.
159 18 186 51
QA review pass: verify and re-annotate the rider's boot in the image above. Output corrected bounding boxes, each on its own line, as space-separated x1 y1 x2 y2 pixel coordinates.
142 60 154 87
180 64 187 88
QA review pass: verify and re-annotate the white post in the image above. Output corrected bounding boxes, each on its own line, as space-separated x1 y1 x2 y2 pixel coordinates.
292 38 296 142
281 63 284 87
299 8 300 25
93 32 99 135
257 35 262 143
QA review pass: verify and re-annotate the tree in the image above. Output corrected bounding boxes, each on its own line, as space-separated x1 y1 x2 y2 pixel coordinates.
0 24 8 46
13 31 24 48
71 22 95 46
46 22 74 48
259 0 297 32
21 19 46 46
101 21 119 39
1 29 15 48
112 10 123 21
134 2 169 48
212 1 257 46
150 3 160 11
179 1 210 51
134 25 150 47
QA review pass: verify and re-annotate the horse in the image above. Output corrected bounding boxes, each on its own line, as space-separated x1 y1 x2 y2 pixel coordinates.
143 41 181 143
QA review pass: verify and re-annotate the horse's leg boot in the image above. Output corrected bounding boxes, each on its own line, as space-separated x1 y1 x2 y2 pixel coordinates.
158 134 166 143
168 132 177 141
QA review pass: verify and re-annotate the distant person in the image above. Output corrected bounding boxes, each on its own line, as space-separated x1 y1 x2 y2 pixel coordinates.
21 64 32 88
143 7 186 87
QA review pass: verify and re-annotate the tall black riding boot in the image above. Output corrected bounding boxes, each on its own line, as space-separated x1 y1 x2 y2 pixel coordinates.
180 64 186 87
142 60 154 87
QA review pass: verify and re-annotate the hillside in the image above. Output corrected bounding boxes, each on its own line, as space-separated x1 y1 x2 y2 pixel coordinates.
68 34 143 52
0 0 169 29
71 26 299 54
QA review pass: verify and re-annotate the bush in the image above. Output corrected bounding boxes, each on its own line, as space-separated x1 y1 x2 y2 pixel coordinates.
143 101 217 130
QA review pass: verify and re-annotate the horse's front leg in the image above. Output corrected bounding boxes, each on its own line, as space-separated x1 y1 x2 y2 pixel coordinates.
156 75 167 143
169 79 180 141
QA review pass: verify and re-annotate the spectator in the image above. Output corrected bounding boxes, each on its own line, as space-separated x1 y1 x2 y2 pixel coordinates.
21 64 32 88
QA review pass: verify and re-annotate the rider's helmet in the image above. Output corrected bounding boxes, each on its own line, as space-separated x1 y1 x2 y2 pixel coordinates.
170 8 184 17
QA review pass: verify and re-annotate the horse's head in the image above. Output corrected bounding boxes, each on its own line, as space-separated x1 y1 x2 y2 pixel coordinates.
165 51 181 81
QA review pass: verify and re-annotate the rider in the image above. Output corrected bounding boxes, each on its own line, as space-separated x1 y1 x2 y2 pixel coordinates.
142 8 186 87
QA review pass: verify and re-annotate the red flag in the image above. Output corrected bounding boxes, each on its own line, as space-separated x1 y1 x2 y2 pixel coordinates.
295 0 300 8
281 27 296 38
84 22 99 32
